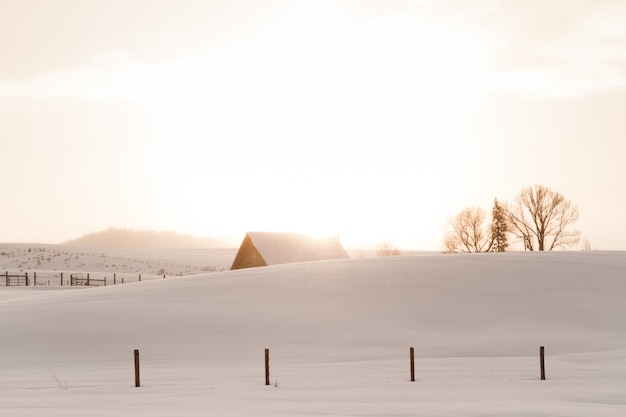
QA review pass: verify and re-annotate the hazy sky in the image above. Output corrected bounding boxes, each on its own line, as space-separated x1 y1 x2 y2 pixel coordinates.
1 0 625 250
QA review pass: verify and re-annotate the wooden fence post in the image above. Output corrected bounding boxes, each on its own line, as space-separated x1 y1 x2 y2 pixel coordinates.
265 348 270 386
34 272 37 286
87 273 90 286
5 271 8 286
25 272 29 286
114 273 116 285
410 347 415 382
134 349 141 387
139 274 141 282
540 346 546 380
60 272 63 286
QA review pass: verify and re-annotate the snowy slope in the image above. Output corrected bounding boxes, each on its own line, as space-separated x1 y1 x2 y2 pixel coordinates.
0 243 236 278
1 251 625 416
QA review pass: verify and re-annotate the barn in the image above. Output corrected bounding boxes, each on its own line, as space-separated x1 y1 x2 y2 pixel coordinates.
230 232 350 270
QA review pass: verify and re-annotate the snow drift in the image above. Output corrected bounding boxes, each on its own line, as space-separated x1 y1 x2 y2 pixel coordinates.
2 251 625 364
2 250 626 417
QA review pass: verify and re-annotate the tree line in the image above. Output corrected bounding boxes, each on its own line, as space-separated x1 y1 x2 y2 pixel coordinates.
444 184 581 253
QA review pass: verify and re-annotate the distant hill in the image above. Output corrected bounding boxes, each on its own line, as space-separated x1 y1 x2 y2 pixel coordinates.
63 228 229 249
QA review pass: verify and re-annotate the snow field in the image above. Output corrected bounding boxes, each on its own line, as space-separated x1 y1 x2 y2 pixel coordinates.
1 250 625 416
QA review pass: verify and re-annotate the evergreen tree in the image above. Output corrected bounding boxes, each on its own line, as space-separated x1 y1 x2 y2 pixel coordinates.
490 198 509 252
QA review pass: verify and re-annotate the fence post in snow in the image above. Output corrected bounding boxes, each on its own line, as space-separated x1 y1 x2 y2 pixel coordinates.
540 346 546 380
139 274 141 282
34 272 37 286
134 349 141 387
410 347 415 382
265 348 270 386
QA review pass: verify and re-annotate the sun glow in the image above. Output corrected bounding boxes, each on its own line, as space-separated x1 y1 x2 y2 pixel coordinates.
101 4 489 249
0 2 520 250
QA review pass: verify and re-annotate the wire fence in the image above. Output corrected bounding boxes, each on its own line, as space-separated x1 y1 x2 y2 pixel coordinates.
1 270 179 287
0 347 571 392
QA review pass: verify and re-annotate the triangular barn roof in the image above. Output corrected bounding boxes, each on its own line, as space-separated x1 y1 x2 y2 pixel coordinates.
230 232 350 270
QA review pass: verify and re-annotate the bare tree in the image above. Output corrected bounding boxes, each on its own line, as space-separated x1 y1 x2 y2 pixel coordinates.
376 239 401 256
444 207 493 253
506 184 580 251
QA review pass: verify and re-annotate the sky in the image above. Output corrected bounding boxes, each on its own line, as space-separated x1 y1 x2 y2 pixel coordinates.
1 0 625 250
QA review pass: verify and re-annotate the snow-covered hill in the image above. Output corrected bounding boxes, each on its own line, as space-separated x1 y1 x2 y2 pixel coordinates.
0 243 236 279
1 251 625 416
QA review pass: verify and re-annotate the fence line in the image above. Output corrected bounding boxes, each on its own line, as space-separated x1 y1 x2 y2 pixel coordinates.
0 347 554 390
4 271 29 286
2 270 172 287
